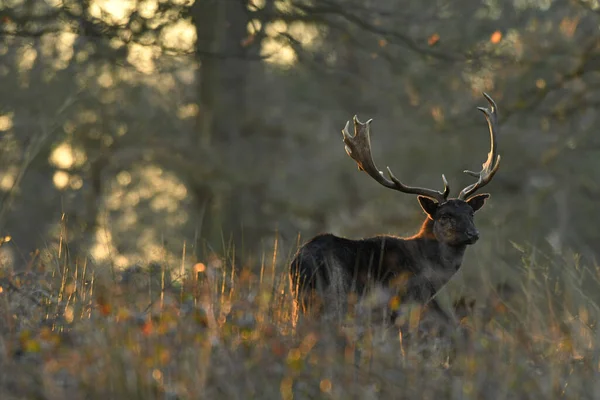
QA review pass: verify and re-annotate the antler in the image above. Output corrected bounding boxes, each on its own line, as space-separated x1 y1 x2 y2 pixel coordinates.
342 116 450 204
457 93 501 200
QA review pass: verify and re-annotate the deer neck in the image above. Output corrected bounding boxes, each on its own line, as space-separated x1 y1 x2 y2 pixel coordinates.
438 242 467 271
414 217 436 239
415 216 467 271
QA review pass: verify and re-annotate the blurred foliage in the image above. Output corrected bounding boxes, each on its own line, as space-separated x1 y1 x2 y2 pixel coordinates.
0 0 599 286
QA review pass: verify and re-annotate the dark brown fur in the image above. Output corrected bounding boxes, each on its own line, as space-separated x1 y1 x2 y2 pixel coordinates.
289 195 489 321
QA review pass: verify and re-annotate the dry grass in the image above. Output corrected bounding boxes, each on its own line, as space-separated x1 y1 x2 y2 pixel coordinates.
0 239 599 400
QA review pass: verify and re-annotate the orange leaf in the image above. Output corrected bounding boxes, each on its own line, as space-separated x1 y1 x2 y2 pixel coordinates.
490 31 502 44
141 320 153 336
428 33 440 46
389 296 401 311
96 291 112 316
100 303 112 316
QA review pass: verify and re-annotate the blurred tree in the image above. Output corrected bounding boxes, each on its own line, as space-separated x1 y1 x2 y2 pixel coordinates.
0 0 599 278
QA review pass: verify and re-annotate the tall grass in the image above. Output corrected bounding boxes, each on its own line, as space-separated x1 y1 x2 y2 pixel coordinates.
0 234 599 399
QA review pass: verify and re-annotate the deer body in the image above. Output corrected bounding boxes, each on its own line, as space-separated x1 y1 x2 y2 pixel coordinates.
291 197 487 317
290 234 460 313
290 94 501 320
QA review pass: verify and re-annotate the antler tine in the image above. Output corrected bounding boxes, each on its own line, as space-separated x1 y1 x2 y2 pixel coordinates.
342 116 449 203
458 93 501 200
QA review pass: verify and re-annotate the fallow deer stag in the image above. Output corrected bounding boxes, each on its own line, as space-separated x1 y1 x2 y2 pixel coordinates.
290 93 501 323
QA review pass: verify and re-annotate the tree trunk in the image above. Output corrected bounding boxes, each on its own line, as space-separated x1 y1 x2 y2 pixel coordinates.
189 0 254 259
190 0 225 149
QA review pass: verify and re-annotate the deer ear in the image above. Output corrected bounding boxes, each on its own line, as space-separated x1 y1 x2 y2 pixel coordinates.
418 196 439 218
466 193 490 212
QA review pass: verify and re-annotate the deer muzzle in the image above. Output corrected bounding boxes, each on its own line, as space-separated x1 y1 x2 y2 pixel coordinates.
466 228 480 244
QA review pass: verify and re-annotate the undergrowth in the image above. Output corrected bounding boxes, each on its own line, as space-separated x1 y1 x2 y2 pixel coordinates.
0 237 599 400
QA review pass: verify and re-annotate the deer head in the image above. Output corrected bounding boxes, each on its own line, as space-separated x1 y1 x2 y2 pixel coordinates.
341 93 501 246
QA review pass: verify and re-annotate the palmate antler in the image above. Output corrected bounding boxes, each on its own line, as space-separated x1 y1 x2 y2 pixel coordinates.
457 93 501 200
342 93 500 203
342 116 450 204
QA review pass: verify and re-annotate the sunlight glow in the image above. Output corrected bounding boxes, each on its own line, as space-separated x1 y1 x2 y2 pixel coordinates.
98 70 115 88
0 113 14 131
466 70 495 94
53 171 70 190
249 0 266 9
266 20 288 37
40 32 77 71
49 142 87 170
274 0 294 13
122 211 138 227
247 20 263 35
18 47 37 72
151 195 178 212
177 103 199 119
139 0 159 19
288 22 319 46
90 0 136 25
464 31 526 94
536 79 546 89
0 167 17 191
0 175 14 191
127 43 158 74
467 27 523 94
79 110 99 124
260 19 320 66
117 171 132 186
69 174 83 190
261 38 297 66
160 20 196 53
50 143 75 169
96 164 193 266
90 229 113 262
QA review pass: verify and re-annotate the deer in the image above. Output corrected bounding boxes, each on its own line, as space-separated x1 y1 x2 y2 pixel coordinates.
289 93 501 326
